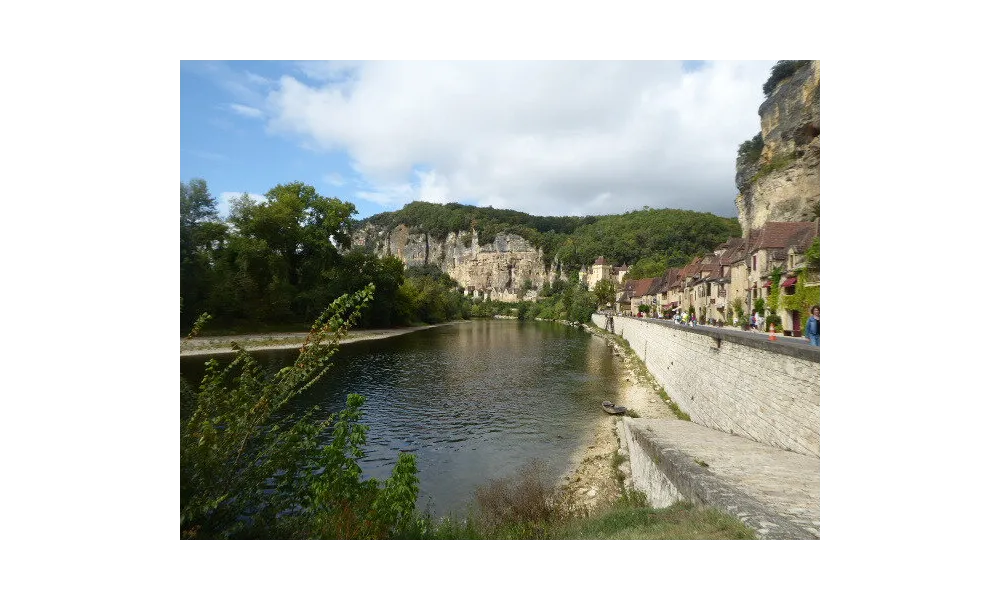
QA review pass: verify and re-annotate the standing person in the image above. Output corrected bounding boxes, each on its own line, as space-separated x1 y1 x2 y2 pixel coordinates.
806 305 820 346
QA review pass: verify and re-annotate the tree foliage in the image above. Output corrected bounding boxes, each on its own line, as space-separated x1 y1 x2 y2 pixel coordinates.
762 60 810 97
593 279 616 308
181 285 421 539
361 201 740 273
181 180 739 332
737 132 764 165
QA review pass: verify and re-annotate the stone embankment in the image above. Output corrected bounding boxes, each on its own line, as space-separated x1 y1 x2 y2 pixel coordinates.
590 314 820 539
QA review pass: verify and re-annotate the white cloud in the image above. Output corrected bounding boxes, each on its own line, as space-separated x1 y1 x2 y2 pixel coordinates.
263 61 775 216
244 71 273 86
228 103 264 119
322 172 345 186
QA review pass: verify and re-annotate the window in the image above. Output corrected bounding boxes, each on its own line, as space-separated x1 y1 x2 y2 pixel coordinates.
752 255 757 270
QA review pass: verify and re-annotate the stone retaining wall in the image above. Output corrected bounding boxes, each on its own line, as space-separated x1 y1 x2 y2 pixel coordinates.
594 314 819 457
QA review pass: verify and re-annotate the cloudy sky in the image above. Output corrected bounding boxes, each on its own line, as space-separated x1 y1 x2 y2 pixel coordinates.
180 60 776 220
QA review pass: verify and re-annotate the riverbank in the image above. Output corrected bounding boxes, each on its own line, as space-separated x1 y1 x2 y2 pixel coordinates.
553 321 677 515
180 322 459 357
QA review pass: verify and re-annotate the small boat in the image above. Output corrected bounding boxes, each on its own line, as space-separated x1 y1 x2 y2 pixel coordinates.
602 400 628 415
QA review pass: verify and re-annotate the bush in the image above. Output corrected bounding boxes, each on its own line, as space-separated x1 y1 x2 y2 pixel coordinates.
474 460 559 538
180 285 420 539
762 60 810 96
737 133 764 164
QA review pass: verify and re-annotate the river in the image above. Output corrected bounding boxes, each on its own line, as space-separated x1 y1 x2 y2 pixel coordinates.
180 319 622 517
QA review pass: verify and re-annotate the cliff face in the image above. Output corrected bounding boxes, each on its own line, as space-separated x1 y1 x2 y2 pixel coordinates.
735 60 820 235
352 224 559 301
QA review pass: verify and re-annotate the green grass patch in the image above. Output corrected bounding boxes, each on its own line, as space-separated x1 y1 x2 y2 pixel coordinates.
751 151 797 184
553 501 756 540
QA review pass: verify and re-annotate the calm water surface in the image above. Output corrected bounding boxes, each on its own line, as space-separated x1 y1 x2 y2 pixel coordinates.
180 320 623 517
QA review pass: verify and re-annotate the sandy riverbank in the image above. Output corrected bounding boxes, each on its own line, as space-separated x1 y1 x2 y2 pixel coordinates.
553 323 677 515
180 323 456 357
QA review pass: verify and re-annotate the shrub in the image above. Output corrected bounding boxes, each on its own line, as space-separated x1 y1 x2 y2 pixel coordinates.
762 60 810 97
474 460 559 537
180 285 420 539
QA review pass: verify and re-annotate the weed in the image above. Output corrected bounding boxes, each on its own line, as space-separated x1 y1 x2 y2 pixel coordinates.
695 460 709 468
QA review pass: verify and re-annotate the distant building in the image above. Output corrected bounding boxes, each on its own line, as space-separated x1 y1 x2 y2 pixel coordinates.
579 256 629 291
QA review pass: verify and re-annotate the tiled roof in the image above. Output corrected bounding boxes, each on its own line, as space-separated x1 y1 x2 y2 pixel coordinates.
630 277 659 297
663 268 682 290
750 222 818 252
718 238 747 265
594 256 608 265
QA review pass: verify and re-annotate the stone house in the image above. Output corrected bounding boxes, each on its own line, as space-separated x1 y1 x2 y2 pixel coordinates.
655 268 681 317
742 221 818 334
579 256 629 291
615 222 818 329
621 277 662 316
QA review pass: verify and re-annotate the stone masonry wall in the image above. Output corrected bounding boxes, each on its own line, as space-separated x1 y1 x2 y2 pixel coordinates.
594 314 819 457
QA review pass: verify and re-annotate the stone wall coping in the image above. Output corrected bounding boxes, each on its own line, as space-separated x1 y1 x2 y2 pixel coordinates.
612 316 819 363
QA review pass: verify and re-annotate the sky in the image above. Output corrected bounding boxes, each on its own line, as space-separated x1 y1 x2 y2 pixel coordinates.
180 60 776 221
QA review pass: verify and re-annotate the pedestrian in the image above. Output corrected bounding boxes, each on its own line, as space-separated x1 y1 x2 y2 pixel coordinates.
752 311 761 331
806 305 820 347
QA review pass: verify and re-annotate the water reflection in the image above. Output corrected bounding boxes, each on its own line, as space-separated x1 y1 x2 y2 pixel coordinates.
180 320 622 517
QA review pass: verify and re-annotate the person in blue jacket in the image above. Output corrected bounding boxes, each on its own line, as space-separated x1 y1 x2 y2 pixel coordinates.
806 305 820 347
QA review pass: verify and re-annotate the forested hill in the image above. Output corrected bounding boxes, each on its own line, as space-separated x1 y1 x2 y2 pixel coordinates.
359 201 741 276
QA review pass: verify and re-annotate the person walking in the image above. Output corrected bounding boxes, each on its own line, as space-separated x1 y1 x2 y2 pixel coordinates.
806 305 820 347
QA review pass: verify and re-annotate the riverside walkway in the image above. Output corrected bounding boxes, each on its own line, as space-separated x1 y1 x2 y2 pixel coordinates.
599 314 820 539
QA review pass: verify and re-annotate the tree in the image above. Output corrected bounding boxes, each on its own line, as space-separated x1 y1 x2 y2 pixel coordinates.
224 182 358 323
181 179 226 328
593 279 616 308
762 60 810 96
181 285 420 539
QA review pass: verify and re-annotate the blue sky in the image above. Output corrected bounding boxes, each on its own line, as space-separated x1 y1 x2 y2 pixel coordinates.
181 60 775 220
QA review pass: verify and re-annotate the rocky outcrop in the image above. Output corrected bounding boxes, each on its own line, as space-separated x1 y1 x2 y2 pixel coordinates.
352 224 561 301
735 60 820 235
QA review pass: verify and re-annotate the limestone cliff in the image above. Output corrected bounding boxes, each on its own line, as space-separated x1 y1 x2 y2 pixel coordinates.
735 60 820 235
351 224 561 302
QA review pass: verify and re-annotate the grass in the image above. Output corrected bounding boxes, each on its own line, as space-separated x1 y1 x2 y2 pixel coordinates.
553 501 755 540
750 151 797 184
406 496 756 541
399 457 756 540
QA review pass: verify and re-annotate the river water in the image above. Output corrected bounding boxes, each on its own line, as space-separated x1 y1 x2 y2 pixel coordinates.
180 319 622 517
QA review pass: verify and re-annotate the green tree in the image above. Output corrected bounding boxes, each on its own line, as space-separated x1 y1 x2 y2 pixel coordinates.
181 179 228 328
180 285 420 539
762 60 810 96
223 182 358 324
593 279 616 308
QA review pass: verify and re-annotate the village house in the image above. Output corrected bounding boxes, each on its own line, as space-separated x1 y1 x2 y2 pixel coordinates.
618 223 818 332
579 256 630 291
